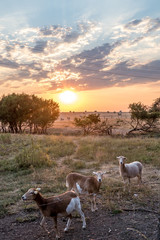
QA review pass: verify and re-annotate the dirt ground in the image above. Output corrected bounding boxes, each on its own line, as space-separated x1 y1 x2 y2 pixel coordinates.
0 202 159 240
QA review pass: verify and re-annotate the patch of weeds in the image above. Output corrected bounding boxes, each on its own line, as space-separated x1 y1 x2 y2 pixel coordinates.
104 198 119 212
63 158 73 166
0 196 20 217
0 133 12 144
15 141 52 169
86 162 101 169
112 209 123 214
141 156 153 164
54 166 69 191
16 214 38 223
0 158 18 172
72 160 86 170
0 206 8 218
21 203 37 213
63 158 86 170
76 142 96 161
13 168 33 177
39 136 76 158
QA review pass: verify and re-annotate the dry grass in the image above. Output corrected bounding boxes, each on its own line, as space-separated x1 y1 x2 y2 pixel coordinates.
0 133 160 217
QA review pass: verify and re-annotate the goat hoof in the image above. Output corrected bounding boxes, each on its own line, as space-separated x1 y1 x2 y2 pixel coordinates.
56 235 60 239
64 228 68 233
82 226 86 230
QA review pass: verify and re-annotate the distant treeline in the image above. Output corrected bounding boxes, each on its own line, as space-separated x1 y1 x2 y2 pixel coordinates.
0 93 59 134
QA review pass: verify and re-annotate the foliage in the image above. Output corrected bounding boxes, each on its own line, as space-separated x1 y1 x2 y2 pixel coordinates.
28 95 59 134
128 101 160 134
0 93 59 134
74 113 100 135
74 113 120 135
152 97 160 112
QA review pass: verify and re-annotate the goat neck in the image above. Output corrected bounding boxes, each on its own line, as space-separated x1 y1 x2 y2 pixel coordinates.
34 192 47 209
93 177 102 192
119 162 127 173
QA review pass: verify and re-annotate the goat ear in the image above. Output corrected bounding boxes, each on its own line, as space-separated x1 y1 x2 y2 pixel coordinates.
102 171 107 175
93 171 97 175
34 188 41 194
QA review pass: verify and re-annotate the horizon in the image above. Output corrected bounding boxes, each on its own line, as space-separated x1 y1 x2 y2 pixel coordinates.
0 0 160 111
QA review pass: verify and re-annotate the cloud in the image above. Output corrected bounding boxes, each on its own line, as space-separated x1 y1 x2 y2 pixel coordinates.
0 57 19 69
124 19 143 28
0 17 160 94
31 40 47 53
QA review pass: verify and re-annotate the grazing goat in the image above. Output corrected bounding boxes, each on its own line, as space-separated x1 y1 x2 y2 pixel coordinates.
22 188 86 239
66 171 106 212
117 156 143 184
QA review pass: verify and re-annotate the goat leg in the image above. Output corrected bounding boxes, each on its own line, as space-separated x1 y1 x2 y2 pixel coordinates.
53 216 60 239
40 216 50 235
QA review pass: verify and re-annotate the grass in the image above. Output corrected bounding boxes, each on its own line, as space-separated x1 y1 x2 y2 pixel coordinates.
0 134 160 218
75 136 160 167
15 141 52 169
63 157 86 170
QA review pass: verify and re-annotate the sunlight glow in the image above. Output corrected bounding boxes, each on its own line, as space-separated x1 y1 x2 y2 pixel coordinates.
59 90 77 104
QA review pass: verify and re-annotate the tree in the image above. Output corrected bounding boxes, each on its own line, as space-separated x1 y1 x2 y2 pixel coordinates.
74 113 120 135
0 93 59 133
128 102 160 134
29 97 59 134
0 93 32 133
152 98 160 112
74 114 100 135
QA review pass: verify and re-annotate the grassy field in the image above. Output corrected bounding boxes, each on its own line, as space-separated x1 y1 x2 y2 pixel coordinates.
0 133 160 220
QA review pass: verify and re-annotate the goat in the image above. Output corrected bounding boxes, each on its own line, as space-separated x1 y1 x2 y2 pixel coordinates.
117 156 143 184
66 171 106 212
22 188 86 239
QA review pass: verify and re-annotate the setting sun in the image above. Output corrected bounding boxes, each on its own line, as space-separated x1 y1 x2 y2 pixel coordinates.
59 90 77 104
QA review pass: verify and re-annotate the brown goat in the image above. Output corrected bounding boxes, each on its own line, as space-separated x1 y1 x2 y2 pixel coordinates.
66 171 106 212
22 188 86 239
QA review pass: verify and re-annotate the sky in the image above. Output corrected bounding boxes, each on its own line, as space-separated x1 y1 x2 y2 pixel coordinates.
0 0 160 112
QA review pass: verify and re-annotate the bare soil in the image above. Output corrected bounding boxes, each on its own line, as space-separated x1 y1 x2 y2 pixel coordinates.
0 202 159 240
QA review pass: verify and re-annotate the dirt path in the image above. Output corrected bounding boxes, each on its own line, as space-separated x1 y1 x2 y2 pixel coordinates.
0 203 159 240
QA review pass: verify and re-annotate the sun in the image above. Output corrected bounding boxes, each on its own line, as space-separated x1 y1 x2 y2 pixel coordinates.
59 90 77 104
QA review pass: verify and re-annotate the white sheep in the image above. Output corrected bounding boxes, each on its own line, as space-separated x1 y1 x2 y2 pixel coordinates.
22 188 86 239
66 171 106 212
117 156 143 184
